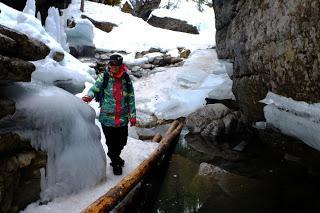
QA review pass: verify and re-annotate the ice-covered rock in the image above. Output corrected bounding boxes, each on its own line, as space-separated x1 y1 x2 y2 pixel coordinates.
0 83 106 201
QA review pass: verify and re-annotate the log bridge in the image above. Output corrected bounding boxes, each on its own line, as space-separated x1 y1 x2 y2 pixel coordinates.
82 119 184 213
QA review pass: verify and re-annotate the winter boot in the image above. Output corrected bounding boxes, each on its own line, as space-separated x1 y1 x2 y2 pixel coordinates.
113 165 122 175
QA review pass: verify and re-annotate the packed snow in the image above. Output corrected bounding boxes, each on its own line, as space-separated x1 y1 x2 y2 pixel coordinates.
260 92 320 151
134 49 234 120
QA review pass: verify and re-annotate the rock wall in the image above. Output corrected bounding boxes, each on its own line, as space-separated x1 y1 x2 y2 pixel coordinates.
0 25 49 212
213 0 320 122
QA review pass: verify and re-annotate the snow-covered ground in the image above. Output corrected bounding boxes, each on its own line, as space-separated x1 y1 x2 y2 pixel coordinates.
22 122 157 213
65 0 215 52
133 49 234 121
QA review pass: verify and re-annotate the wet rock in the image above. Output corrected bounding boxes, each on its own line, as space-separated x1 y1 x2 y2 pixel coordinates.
197 162 259 197
185 133 224 161
186 104 240 141
148 15 199 34
199 162 229 176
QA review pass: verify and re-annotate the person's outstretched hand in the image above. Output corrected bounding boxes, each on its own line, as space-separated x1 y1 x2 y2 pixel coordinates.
129 118 136 127
82 95 93 103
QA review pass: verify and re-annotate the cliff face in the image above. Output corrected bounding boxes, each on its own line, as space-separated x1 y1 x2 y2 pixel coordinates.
213 0 320 122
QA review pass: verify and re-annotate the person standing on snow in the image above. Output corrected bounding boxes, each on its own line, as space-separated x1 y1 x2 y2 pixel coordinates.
82 54 136 175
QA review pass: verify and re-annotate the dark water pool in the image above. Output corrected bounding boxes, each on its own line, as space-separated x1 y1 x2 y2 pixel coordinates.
148 130 320 213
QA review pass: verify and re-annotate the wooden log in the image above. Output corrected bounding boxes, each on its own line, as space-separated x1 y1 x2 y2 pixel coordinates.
152 133 162 143
82 120 184 213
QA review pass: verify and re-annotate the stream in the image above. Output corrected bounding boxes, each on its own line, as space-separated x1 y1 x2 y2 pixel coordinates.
147 129 320 213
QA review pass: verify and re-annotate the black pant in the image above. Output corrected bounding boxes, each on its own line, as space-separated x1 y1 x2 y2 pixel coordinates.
102 125 128 167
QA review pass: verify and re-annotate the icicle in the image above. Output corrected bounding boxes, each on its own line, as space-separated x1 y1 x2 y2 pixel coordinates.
23 0 36 16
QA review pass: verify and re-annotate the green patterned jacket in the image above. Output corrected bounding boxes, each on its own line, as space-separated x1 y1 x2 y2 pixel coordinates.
87 67 136 127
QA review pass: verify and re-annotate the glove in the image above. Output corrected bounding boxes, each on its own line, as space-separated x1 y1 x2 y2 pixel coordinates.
82 95 93 103
129 118 136 127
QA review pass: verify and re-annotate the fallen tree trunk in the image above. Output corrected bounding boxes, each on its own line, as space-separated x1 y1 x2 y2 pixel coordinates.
82 119 184 213
152 133 162 143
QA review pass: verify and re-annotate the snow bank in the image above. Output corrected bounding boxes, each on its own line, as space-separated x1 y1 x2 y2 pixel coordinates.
261 92 320 151
134 49 235 120
64 1 215 52
0 83 107 201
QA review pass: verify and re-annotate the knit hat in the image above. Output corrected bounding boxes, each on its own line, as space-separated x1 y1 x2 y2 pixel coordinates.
109 54 123 66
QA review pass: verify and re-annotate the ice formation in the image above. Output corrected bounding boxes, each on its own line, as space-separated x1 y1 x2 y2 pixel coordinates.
0 83 107 201
45 7 69 51
134 49 235 121
261 92 320 151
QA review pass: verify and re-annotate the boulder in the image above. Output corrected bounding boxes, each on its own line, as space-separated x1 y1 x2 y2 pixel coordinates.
148 15 199 34
129 0 161 20
0 55 36 82
0 25 50 61
81 14 118 33
121 1 134 14
186 104 239 140
213 0 320 122
151 55 183 66
0 97 15 120
0 133 47 212
179 48 191 59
